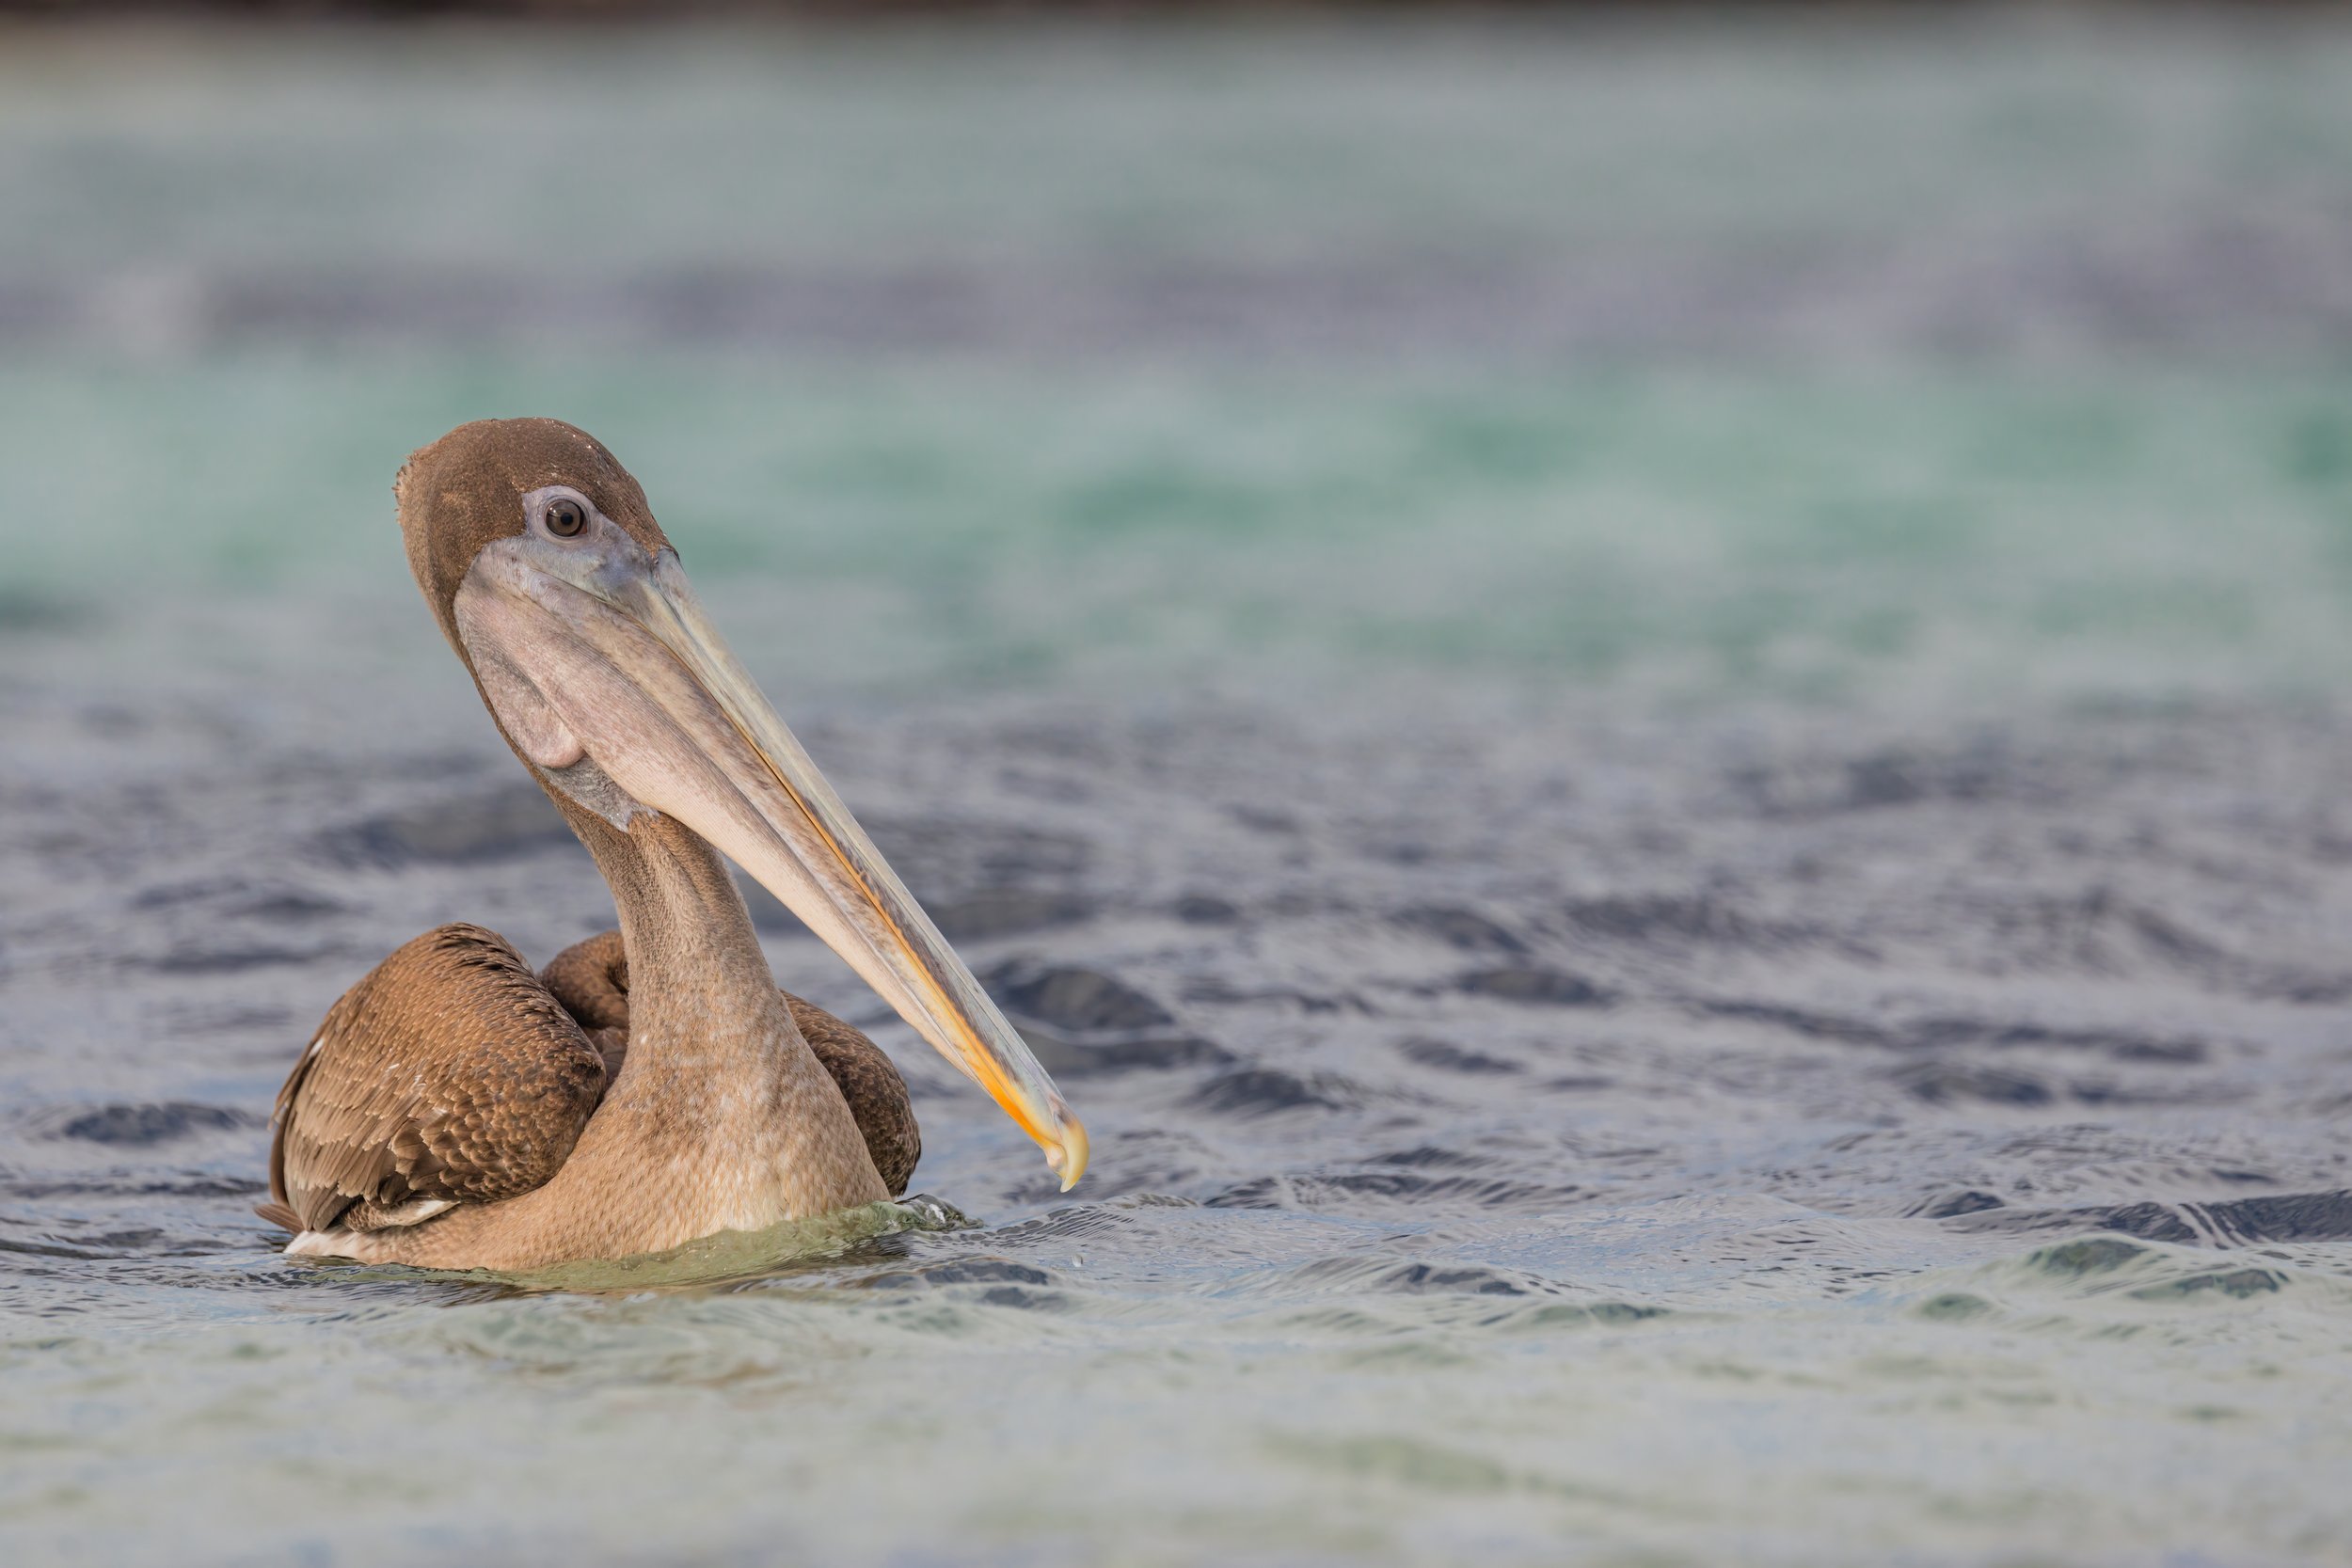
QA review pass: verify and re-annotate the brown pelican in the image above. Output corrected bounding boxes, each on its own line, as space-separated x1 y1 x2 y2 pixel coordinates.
255 418 1086 1270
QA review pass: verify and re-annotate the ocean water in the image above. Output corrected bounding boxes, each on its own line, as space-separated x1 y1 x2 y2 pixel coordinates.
5 15 2352 1566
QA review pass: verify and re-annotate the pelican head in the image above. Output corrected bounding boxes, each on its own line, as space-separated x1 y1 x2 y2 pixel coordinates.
392 417 1087 1191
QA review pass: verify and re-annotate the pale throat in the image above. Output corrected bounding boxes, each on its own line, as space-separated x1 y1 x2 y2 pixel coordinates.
587 809 814 1094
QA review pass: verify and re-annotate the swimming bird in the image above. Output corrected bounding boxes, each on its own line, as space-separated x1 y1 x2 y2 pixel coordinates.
257 418 1085 1270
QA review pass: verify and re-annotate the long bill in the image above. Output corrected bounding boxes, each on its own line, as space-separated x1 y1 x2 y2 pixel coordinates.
453 531 1088 1191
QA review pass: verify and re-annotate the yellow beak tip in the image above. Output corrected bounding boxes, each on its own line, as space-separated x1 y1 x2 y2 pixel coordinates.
1047 1115 1090 1192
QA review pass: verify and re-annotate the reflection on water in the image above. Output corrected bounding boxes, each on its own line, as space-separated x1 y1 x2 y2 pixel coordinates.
5 14 2352 1568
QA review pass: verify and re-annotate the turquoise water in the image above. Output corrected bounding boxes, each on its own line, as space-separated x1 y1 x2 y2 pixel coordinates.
14 356 2352 710
5 16 2352 1567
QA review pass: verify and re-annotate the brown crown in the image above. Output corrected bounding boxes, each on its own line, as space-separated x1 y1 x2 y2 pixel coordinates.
393 417 672 651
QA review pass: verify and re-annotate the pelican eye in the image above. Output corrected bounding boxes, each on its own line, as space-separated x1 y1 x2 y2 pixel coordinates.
544 498 587 538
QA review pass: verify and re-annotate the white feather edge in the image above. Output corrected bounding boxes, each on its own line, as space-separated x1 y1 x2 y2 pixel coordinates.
283 1199 458 1257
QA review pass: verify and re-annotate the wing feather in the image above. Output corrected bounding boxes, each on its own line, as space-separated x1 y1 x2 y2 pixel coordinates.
265 924 608 1235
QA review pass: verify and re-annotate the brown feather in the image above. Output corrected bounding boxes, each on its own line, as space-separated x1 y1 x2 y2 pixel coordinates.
265 925 608 1235
540 930 922 1197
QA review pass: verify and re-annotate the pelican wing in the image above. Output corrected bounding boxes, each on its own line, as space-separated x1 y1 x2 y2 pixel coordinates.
263 924 608 1236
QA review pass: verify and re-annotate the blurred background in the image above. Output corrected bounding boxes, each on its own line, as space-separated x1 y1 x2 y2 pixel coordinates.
7 0 2352 714
5 5 2352 1567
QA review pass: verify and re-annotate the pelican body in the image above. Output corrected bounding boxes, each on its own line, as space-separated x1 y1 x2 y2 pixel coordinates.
259 420 1085 1270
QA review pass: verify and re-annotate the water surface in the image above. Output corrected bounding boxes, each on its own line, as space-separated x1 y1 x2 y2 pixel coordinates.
4 16 2352 1566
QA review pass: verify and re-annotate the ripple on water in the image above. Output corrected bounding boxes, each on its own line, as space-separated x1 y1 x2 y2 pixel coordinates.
1896 1237 2352 1338
36 1101 261 1147
1949 1190 2352 1247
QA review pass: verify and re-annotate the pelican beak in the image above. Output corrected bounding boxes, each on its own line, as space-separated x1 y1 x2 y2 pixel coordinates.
452 521 1088 1191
